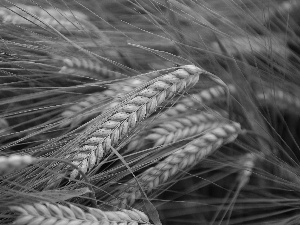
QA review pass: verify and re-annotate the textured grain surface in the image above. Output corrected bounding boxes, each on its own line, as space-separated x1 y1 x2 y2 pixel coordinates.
68 65 201 177
58 57 122 79
160 85 236 119
257 88 300 112
109 121 241 208
10 202 151 225
146 111 228 147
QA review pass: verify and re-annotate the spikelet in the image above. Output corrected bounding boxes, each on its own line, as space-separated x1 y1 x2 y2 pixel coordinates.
0 154 37 176
126 135 147 153
256 88 300 112
146 111 228 147
68 65 201 177
160 84 236 118
60 57 103 72
109 122 241 208
237 153 256 188
10 202 151 225
59 57 122 79
108 77 151 94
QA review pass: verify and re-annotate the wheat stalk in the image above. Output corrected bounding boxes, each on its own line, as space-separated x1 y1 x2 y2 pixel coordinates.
68 65 201 178
109 121 241 208
146 111 228 147
160 84 236 118
0 154 37 176
10 202 151 225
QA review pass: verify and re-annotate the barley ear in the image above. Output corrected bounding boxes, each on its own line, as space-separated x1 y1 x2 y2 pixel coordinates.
69 65 202 177
10 202 152 225
109 122 241 208
0 155 37 176
237 153 256 188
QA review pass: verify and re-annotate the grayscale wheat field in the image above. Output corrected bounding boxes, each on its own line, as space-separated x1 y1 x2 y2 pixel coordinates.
1 0 300 224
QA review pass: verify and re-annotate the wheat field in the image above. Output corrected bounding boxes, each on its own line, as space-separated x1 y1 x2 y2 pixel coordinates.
1 0 300 224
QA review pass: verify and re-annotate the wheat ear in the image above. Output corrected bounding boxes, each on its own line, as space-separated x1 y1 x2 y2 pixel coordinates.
109 122 241 209
62 93 107 119
211 35 289 59
10 202 151 225
146 111 228 147
237 153 256 188
61 57 103 73
61 78 150 127
160 84 236 118
0 5 88 28
256 89 300 112
69 65 201 178
0 4 107 39
60 92 109 128
0 154 37 176
59 57 122 79
126 135 147 153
